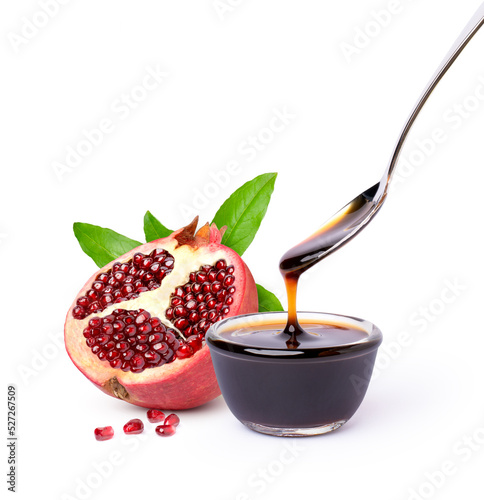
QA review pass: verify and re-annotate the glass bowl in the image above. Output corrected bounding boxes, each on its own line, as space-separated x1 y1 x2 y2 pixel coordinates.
206 311 382 437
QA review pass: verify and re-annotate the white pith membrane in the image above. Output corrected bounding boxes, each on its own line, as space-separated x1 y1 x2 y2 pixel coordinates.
65 228 251 393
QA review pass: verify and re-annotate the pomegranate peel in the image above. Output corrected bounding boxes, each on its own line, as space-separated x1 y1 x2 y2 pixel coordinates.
65 218 258 410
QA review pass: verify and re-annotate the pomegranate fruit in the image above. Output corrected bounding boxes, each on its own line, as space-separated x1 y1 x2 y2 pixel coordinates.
65 218 258 409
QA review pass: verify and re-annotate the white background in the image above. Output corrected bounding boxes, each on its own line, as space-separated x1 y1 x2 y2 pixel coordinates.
2 1 484 499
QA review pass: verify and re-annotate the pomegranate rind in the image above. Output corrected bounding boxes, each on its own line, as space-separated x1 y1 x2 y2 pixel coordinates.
65 224 258 410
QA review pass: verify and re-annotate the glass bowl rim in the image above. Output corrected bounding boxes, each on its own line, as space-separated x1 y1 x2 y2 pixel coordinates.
206 311 382 356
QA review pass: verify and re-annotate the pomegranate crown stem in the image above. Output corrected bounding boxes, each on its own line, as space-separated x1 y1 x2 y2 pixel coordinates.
174 216 227 248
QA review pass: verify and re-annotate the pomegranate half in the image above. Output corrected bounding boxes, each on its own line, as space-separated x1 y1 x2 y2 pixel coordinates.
65 218 258 409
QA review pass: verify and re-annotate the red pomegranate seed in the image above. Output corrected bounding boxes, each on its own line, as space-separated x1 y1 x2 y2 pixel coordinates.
186 299 197 310
106 350 120 361
164 414 180 427
188 312 199 323
171 297 183 307
147 409 165 423
174 306 187 317
223 275 235 287
122 349 135 360
215 259 226 270
187 335 203 352
176 344 193 359
150 317 162 328
148 333 163 344
216 270 226 281
123 418 144 435
89 301 102 313
125 325 137 336
136 332 149 343
105 340 115 350
153 342 168 354
173 318 189 330
144 350 161 363
114 271 126 282
110 359 122 368
155 424 176 437
196 272 207 283
94 426 114 441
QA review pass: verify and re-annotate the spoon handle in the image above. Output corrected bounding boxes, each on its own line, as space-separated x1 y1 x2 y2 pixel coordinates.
384 2 484 187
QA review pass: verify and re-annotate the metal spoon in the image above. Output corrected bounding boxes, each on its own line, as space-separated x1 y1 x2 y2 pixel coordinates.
280 3 484 277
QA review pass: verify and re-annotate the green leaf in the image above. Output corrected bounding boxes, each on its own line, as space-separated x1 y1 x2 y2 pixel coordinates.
256 284 284 312
73 223 142 268
143 211 172 242
212 173 277 256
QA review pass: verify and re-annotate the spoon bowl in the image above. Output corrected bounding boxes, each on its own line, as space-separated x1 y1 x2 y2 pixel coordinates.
281 3 484 277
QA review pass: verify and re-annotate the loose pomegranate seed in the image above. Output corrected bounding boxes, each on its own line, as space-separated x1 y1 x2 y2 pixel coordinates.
72 249 175 320
147 409 165 423
164 414 180 427
94 426 114 441
123 419 144 435
155 424 176 437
